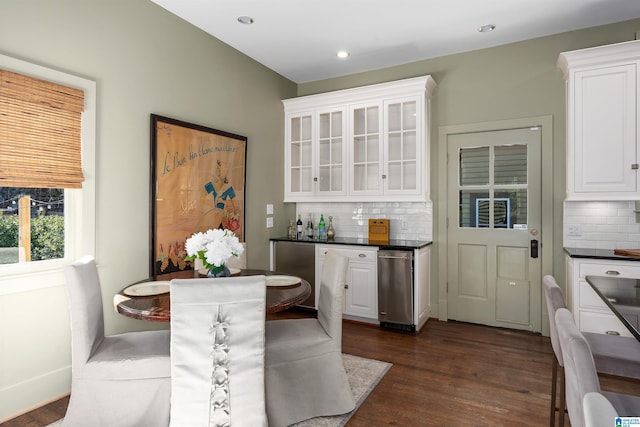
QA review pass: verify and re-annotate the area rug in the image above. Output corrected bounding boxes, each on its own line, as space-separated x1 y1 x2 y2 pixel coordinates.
46 353 391 427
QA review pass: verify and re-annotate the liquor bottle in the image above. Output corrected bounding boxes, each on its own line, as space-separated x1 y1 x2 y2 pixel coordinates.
306 213 314 240
327 215 335 240
318 214 326 241
288 219 296 240
296 214 303 240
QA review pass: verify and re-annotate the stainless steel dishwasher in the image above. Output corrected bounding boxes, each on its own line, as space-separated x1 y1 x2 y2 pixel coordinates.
377 250 414 332
274 241 316 309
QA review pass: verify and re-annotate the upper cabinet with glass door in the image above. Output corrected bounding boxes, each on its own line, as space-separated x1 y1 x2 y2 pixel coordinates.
284 107 346 200
283 75 436 202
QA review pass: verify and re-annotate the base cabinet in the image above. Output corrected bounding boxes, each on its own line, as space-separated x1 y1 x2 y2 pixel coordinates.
415 245 431 330
270 239 431 330
316 245 378 321
565 255 640 337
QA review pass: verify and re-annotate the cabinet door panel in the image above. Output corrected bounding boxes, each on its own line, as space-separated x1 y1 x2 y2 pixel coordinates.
385 97 422 195
344 262 377 319
317 109 346 196
573 64 637 195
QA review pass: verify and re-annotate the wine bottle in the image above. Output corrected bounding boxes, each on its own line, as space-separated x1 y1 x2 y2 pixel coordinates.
296 214 303 240
327 215 335 240
318 214 326 241
306 213 314 240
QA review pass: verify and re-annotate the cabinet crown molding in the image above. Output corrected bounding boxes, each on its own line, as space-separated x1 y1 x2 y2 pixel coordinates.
557 39 640 79
283 75 436 111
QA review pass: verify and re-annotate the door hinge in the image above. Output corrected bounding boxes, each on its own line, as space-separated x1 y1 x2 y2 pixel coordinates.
446 282 449 293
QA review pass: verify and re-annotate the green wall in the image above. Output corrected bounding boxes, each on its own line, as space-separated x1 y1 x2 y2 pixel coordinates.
0 0 295 419
0 0 638 418
299 18 640 315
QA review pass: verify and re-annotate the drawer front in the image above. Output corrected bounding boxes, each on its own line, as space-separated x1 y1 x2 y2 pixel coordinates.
579 310 634 337
579 262 640 279
578 281 610 310
317 245 377 264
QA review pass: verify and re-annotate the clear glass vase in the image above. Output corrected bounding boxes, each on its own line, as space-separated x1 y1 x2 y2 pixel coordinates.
207 265 231 278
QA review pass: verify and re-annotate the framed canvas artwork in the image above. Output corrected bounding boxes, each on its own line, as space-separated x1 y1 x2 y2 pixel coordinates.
150 114 246 277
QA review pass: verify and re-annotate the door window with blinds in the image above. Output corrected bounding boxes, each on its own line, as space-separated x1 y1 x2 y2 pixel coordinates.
458 144 528 229
0 67 85 265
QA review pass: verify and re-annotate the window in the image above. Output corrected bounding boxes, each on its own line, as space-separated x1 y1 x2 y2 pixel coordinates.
0 53 95 289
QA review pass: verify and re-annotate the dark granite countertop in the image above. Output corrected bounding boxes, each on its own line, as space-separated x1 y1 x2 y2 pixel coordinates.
270 236 432 250
564 247 640 262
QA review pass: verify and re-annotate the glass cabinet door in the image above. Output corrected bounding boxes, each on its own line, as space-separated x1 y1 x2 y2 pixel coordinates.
351 103 382 193
385 98 420 193
317 109 345 195
288 113 314 195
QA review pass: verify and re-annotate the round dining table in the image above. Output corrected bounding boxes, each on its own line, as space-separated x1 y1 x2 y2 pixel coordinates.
112 269 312 322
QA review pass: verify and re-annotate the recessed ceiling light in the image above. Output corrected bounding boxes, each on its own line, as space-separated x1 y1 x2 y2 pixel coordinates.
336 50 350 59
237 16 254 25
478 24 496 33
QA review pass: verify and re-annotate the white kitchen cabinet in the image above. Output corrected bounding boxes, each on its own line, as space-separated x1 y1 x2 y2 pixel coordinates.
350 96 424 198
284 106 347 200
316 245 379 322
565 255 640 337
414 245 431 331
283 75 436 202
558 40 640 200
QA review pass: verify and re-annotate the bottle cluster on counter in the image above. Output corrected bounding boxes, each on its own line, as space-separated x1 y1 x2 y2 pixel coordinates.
288 213 335 241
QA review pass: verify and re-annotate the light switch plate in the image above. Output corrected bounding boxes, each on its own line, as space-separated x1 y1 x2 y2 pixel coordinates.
266 204 274 215
266 217 273 228
567 224 581 236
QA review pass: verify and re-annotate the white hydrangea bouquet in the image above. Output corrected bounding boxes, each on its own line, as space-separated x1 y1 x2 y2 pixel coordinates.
185 229 244 277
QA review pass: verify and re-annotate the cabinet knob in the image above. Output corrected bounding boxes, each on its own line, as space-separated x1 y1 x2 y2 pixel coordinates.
632 164 639 170
344 284 349 289
381 174 387 179
358 253 366 258
313 177 318 181
605 270 620 276
605 330 621 336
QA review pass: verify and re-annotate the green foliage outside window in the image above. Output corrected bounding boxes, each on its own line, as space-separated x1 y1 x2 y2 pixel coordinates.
0 214 64 261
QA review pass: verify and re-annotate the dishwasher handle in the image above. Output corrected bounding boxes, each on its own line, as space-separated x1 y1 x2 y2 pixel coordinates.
378 254 410 260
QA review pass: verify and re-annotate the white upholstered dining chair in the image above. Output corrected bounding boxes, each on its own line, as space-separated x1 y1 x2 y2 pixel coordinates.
63 256 171 426
555 308 640 427
583 392 618 427
265 250 355 427
169 275 267 427
542 274 640 427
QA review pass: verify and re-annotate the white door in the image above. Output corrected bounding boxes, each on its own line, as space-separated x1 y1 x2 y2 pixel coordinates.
447 127 541 330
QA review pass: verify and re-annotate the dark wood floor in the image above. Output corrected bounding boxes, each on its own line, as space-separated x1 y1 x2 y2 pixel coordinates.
4 311 640 426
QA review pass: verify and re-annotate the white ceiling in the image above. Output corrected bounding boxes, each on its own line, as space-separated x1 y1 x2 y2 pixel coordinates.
151 0 640 83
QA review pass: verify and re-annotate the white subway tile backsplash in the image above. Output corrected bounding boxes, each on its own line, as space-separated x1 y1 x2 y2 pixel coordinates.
295 201 433 241
564 200 640 249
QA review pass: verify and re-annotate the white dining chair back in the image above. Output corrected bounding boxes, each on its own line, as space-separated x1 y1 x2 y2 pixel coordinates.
169 275 267 427
63 256 170 427
542 275 568 426
555 308 600 427
583 392 618 427
265 250 355 427
555 308 640 427
543 274 640 426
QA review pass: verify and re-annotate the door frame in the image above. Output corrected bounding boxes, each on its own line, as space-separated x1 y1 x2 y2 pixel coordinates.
437 116 554 333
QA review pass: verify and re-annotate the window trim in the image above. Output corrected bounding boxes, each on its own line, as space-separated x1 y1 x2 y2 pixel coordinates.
0 53 96 295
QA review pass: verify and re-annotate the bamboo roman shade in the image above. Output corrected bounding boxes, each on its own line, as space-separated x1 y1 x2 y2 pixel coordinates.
0 68 85 188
